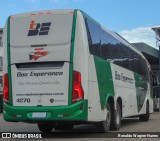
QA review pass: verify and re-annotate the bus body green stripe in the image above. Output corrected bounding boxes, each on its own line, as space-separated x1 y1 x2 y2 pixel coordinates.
70 9 77 63
94 56 114 109
68 9 78 105
7 17 13 105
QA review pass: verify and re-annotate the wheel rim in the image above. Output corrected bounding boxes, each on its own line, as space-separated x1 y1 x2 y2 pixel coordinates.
116 104 121 125
116 109 120 125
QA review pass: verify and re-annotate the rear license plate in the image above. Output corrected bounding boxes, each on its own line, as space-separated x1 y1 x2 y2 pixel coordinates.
32 112 46 118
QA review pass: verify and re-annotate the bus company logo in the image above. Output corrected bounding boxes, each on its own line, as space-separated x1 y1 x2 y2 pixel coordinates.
28 20 51 36
29 51 49 60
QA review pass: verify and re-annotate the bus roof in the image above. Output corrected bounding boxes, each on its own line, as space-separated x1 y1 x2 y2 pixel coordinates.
10 9 75 19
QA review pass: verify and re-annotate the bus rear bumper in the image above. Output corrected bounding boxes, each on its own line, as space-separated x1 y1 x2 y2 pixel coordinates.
3 100 88 122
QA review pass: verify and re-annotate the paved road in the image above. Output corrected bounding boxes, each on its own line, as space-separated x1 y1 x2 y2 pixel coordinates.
0 112 160 141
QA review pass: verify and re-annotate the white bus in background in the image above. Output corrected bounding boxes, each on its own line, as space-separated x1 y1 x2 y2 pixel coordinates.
3 9 153 133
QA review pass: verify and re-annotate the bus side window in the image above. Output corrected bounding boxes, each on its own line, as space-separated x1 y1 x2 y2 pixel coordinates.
85 18 101 58
101 30 114 62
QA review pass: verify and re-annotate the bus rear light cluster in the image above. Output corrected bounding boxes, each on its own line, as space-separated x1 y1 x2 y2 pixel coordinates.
3 73 10 104
72 71 84 104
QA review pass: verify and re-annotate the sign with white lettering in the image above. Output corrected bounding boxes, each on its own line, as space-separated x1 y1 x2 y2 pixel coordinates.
11 63 69 106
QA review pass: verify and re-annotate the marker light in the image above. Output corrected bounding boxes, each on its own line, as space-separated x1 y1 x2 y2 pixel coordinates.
34 48 44 50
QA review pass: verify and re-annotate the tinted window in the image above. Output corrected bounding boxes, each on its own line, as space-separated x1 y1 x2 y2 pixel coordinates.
85 18 101 57
101 30 121 64
84 16 148 78
131 52 139 73
120 44 131 70
139 58 148 78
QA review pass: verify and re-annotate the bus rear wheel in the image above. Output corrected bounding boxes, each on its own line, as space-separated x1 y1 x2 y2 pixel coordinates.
38 123 53 133
96 103 111 133
110 102 121 130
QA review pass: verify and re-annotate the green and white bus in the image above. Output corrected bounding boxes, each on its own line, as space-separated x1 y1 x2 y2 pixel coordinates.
3 9 153 133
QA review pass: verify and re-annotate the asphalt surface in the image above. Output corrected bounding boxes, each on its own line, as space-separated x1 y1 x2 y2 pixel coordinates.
0 112 160 140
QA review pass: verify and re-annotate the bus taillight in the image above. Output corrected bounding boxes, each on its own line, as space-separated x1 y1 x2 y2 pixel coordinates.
3 73 10 104
72 71 84 104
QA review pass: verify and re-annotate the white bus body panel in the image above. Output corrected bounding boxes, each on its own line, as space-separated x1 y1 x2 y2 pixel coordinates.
8 10 74 106
111 64 137 117
10 12 73 64
74 12 106 121
73 11 89 100
3 24 7 75
88 55 106 121
11 63 69 106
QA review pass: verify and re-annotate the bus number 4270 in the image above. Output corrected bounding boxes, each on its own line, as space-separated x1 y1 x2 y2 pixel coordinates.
16 98 30 103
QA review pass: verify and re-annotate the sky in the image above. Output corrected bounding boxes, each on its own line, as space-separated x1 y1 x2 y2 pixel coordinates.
0 0 160 48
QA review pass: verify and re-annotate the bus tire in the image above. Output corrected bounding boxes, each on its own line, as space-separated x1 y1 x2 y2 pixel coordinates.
54 124 73 131
110 102 121 130
139 102 150 122
96 103 111 133
38 124 53 133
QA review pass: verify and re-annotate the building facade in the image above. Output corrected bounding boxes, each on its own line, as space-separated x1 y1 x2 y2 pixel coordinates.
133 42 159 100
0 28 3 93
132 42 159 80
0 28 3 112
